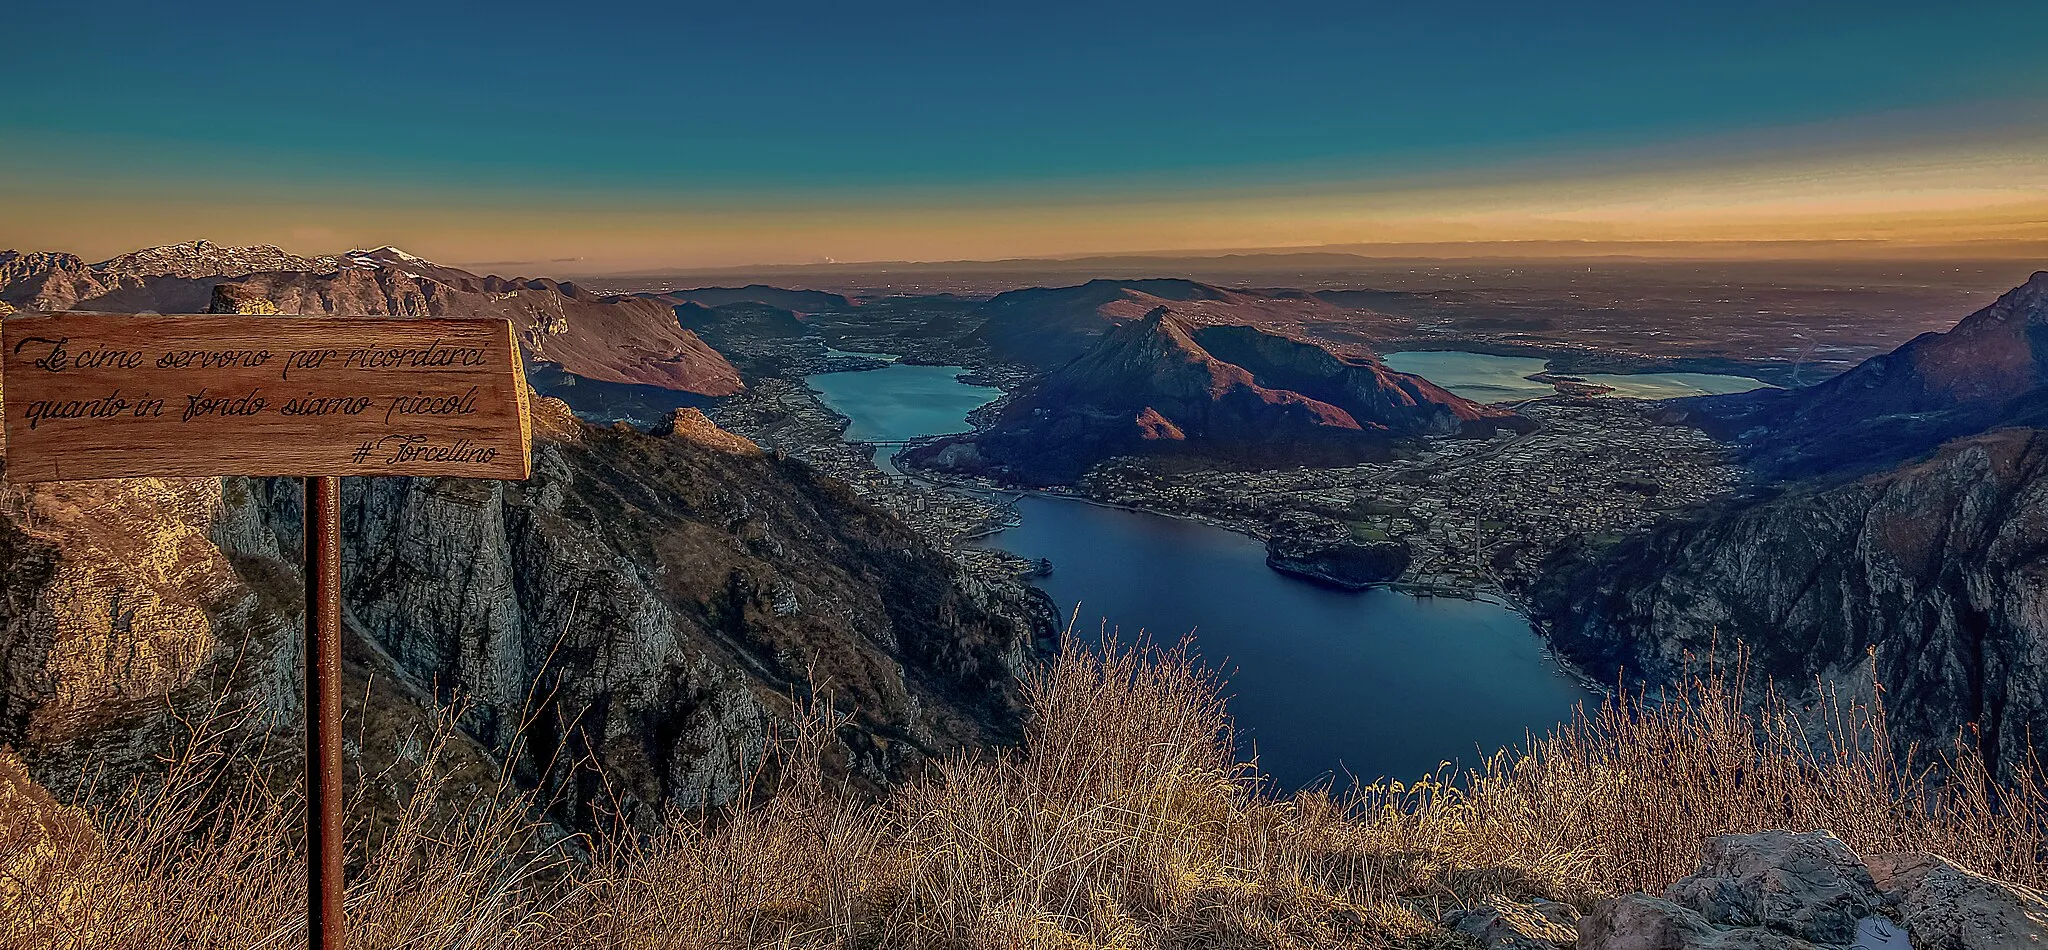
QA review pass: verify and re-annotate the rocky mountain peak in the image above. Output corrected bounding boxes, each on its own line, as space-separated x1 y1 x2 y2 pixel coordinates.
0 250 82 289
91 240 344 280
339 246 481 284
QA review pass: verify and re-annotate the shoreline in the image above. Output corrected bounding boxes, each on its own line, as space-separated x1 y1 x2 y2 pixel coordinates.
806 361 1610 696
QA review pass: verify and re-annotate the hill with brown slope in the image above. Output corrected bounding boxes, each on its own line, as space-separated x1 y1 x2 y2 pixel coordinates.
214 267 742 398
911 309 1516 484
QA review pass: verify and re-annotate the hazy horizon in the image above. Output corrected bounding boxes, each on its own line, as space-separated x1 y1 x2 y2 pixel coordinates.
5 2 2045 271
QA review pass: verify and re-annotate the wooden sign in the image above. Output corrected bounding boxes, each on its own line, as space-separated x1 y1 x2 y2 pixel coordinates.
2 313 531 481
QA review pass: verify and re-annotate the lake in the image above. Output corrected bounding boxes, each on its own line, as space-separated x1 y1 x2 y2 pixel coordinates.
807 361 1000 444
804 358 1590 790
1381 350 1774 402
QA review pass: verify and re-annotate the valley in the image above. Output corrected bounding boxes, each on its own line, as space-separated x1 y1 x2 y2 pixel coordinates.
4 240 2046 826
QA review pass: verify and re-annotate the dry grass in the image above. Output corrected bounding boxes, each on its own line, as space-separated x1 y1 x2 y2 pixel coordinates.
3 638 2043 949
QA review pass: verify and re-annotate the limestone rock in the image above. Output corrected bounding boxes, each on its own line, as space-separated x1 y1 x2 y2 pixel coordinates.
1869 852 2048 950
1442 897 1577 949
1577 893 1822 950
1665 831 1880 945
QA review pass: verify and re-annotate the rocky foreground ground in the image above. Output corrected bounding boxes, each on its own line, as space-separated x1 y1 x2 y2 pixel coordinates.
1452 830 2045 950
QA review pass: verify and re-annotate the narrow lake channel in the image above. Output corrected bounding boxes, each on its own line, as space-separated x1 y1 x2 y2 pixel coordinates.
807 355 1592 789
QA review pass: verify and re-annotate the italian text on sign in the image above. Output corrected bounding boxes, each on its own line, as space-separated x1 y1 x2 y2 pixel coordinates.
2 313 531 481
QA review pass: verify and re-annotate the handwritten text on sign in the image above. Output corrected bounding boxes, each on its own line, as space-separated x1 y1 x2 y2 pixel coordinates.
2 314 532 480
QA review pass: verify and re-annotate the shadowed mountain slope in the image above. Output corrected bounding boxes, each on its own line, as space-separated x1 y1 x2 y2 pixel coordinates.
1672 270 2048 480
1534 271 2048 778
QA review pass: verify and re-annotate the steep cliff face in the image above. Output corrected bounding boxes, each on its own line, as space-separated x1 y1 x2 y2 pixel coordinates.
0 392 1047 825
912 310 1515 485
1533 428 2048 774
312 401 1046 822
0 471 279 749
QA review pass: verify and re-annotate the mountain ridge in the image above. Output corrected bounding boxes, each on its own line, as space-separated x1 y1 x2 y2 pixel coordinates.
1670 270 2048 479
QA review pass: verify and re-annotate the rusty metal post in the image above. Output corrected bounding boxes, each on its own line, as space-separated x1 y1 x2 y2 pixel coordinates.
303 476 345 950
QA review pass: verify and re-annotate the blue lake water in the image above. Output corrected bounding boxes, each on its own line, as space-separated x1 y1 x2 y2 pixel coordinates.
804 359 1590 790
1381 350 1774 402
978 497 1588 788
807 362 1000 443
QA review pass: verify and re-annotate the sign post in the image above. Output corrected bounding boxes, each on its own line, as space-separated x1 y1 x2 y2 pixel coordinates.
2 312 532 949
304 474 344 950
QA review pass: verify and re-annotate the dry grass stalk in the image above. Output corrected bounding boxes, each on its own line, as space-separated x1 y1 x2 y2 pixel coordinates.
2 638 2041 949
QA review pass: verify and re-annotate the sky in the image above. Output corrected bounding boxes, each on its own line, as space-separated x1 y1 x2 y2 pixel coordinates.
3 0 2045 272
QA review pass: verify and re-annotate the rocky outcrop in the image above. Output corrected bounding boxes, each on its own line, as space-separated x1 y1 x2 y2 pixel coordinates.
912 309 1515 484
1532 427 2048 775
1576 831 2045 950
0 471 278 756
1443 898 1580 949
1663 832 1881 945
1869 852 2048 950
0 747 99 930
1263 513 1411 589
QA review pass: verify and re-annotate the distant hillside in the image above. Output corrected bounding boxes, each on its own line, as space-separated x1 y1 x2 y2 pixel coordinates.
911 309 1517 484
1670 270 2048 480
656 284 852 312
969 278 1385 367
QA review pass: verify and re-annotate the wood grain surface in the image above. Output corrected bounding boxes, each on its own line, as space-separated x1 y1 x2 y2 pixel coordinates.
2 313 532 481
